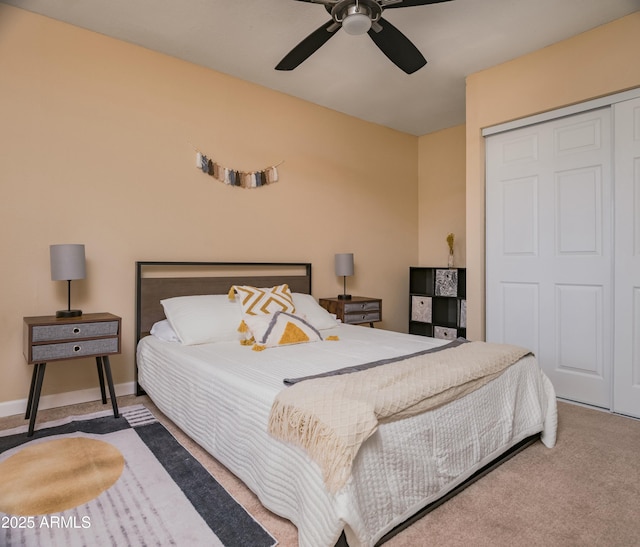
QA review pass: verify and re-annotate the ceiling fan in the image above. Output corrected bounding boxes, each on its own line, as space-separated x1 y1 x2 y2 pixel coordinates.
275 0 452 74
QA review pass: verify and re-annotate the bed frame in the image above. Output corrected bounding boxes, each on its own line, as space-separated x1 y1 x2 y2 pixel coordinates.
134 260 539 546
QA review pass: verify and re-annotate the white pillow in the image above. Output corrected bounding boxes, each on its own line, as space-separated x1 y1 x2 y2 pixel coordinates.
161 294 242 345
292 293 339 330
150 320 180 343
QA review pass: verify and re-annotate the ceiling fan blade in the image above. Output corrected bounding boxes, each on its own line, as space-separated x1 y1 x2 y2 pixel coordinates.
367 17 426 74
276 20 339 71
384 0 452 7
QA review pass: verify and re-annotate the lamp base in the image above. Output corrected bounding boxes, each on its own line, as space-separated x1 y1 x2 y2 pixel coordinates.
337 294 352 300
56 309 82 318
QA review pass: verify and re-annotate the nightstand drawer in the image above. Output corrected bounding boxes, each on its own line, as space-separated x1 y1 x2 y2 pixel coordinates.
32 320 119 342
31 338 119 362
343 301 380 313
344 311 381 324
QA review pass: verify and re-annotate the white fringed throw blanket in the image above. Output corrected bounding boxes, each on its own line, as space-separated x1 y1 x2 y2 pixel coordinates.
268 341 530 493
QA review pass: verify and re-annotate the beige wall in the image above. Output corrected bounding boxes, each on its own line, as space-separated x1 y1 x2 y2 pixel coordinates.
465 12 640 340
0 5 420 407
417 125 466 267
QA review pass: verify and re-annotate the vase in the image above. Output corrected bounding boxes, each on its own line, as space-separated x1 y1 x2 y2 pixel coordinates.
447 252 454 268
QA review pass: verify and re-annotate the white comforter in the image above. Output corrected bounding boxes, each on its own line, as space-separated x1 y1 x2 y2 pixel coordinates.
137 325 557 547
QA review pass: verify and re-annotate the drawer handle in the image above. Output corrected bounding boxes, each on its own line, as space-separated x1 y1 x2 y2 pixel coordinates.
73 345 81 352
73 327 81 334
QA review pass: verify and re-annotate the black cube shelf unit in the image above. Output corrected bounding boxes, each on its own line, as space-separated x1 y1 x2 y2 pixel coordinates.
409 267 466 340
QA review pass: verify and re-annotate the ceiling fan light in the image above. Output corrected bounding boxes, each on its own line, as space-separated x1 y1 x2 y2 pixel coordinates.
342 13 372 35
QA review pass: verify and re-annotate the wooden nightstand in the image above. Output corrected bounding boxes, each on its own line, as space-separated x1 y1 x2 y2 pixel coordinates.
319 296 382 327
23 312 121 436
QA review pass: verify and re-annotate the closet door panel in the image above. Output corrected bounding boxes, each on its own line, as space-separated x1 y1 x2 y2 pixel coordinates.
613 97 640 418
502 177 538 255
555 284 605 378
501 282 539 355
555 167 602 255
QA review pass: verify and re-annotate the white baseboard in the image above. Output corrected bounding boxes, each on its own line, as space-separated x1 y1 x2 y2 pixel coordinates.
0 382 136 419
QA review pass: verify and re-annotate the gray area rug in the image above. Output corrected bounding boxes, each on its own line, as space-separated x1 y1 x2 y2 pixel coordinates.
0 405 277 547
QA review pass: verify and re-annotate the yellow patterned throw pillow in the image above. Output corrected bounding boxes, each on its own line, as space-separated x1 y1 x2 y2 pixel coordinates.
228 284 296 343
245 311 325 351
231 284 296 315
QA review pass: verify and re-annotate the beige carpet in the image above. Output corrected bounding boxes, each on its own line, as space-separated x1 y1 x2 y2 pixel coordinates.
2 398 638 546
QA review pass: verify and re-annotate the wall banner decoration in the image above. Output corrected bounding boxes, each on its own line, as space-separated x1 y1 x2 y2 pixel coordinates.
195 150 281 189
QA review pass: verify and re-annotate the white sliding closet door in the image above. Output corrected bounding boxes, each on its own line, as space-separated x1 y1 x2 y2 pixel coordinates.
613 97 640 418
486 108 613 408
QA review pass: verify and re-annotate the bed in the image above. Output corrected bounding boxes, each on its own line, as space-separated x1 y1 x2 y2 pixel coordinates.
135 261 557 547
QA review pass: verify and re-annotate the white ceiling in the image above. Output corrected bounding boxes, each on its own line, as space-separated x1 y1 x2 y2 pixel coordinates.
4 0 639 135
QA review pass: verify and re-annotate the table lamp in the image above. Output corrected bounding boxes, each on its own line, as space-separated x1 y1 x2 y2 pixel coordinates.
50 244 86 318
335 253 354 300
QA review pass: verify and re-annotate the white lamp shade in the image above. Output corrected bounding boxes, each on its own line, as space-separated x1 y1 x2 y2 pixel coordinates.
335 253 354 277
50 244 86 281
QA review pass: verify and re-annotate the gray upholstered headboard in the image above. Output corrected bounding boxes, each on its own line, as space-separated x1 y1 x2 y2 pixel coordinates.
134 261 312 393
